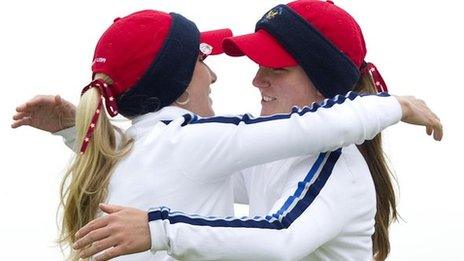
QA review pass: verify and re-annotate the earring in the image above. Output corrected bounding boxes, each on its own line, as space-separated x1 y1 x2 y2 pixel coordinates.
175 91 190 106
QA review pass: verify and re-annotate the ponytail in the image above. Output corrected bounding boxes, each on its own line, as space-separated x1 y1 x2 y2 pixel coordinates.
59 75 133 260
354 74 398 261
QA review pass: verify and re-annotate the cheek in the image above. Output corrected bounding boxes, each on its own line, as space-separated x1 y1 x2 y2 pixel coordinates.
277 84 300 102
193 88 210 108
190 79 210 99
282 85 312 106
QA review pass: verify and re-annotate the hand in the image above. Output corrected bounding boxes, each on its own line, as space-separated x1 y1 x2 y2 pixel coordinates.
73 204 151 261
395 96 443 141
11 95 76 133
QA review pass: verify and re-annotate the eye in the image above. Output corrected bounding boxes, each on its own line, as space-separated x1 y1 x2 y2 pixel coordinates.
272 68 287 74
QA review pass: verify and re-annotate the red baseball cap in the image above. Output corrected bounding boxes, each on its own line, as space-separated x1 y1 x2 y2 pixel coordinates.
79 10 232 153
222 0 365 69
221 0 380 99
92 10 232 97
224 29 298 68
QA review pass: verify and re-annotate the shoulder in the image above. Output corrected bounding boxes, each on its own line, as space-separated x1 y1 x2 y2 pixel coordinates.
320 146 372 192
337 145 370 178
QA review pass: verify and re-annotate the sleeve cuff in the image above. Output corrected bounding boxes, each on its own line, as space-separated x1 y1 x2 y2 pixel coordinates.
52 126 77 139
52 126 77 150
382 95 403 125
149 218 170 253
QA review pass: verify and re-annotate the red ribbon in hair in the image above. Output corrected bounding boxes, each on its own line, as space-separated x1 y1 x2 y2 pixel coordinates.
79 79 119 154
360 62 388 93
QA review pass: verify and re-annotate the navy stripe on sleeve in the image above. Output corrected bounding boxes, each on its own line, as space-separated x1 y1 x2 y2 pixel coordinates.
178 91 389 126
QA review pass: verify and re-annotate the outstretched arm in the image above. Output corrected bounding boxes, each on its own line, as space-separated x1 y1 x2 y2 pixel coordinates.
12 93 442 177
163 93 404 182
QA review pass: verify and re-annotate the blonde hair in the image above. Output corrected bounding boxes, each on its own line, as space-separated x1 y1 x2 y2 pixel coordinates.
59 75 133 260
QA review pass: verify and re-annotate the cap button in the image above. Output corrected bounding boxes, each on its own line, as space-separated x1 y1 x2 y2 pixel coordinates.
327 0 335 4
113 17 121 23
199 43 213 55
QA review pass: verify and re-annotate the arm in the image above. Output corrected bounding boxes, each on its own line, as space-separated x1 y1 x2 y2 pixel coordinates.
169 92 402 182
148 150 346 260
11 92 395 163
12 92 441 182
51 93 397 158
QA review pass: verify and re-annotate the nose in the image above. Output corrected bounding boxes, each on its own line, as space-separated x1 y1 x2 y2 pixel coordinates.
252 67 270 89
210 69 217 84
203 62 217 84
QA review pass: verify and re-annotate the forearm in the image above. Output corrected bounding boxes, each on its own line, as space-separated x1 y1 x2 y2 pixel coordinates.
150 216 292 260
148 205 337 261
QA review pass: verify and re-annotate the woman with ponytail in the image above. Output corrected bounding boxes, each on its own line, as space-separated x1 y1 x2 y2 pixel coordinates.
13 4 442 261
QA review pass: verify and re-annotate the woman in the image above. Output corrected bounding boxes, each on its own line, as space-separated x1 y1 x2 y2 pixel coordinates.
13 6 441 261
70 1 443 261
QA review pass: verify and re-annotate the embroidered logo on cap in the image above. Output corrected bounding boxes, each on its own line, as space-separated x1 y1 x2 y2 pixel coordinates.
92 57 107 66
265 7 282 20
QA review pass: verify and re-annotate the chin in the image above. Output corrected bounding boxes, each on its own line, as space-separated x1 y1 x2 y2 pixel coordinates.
260 109 273 116
260 105 287 116
259 103 270 116
202 110 215 117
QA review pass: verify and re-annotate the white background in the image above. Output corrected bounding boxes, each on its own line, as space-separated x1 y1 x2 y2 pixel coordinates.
1 0 463 260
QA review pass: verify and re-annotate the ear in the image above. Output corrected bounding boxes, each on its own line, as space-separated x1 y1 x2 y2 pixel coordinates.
175 91 190 106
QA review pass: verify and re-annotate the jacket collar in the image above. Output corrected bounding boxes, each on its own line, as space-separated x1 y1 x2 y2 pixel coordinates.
127 106 192 138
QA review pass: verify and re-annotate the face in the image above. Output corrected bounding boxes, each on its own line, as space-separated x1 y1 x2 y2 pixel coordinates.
253 66 324 116
180 56 217 117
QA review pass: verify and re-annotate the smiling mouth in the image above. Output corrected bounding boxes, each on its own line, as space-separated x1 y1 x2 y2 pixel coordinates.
262 94 277 102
